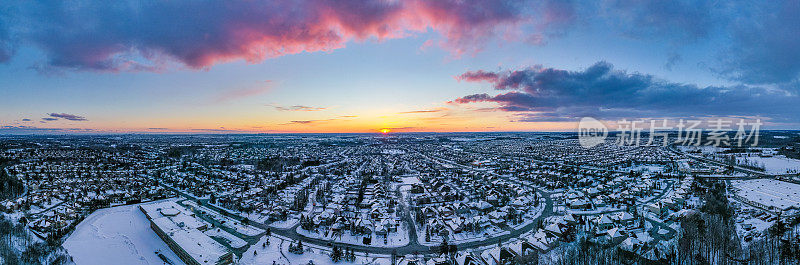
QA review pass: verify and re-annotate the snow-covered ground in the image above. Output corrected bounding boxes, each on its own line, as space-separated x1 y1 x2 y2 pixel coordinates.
239 235 392 265
269 217 300 229
510 201 546 230
444 227 509 245
731 200 776 244
29 198 63 214
63 201 186 265
736 155 800 174
678 146 727 155
736 211 773 237
416 219 509 246
297 224 410 248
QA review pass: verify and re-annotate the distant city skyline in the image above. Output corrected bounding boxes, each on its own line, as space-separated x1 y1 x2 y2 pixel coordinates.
1 0 800 133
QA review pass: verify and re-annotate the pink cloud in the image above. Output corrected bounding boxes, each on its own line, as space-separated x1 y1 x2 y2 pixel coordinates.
10 0 574 72
456 70 500 83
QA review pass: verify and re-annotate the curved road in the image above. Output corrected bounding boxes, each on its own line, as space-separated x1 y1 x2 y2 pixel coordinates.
152 145 687 256
154 171 554 255
265 197 553 256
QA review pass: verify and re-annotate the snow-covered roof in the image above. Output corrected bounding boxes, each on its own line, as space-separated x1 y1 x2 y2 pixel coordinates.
732 179 800 211
140 201 231 265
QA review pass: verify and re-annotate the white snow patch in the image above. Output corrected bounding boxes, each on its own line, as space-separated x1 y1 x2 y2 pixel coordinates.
63 202 186 265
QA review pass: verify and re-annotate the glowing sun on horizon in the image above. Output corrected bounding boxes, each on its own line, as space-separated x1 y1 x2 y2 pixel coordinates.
380 128 391 134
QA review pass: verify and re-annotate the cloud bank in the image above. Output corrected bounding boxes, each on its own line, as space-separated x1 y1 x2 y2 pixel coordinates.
605 0 800 86
48 113 88 121
453 62 800 122
0 0 797 102
0 0 568 72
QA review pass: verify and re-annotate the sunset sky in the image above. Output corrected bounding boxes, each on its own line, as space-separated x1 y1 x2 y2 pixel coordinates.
1 0 799 133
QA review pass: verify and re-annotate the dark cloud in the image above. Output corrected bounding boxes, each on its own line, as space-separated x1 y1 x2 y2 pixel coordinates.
0 0 563 72
453 62 800 122
21 118 31 121
41 117 58 121
605 0 800 86
0 0 794 91
48 113 87 121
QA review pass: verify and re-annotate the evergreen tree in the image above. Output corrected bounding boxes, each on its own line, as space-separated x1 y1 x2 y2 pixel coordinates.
331 245 343 262
439 238 449 256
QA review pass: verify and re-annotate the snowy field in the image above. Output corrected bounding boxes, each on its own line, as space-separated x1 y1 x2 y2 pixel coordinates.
269 217 300 229
63 201 186 265
736 155 800 174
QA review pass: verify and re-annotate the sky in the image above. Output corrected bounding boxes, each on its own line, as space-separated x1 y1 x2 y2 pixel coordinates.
0 0 799 134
